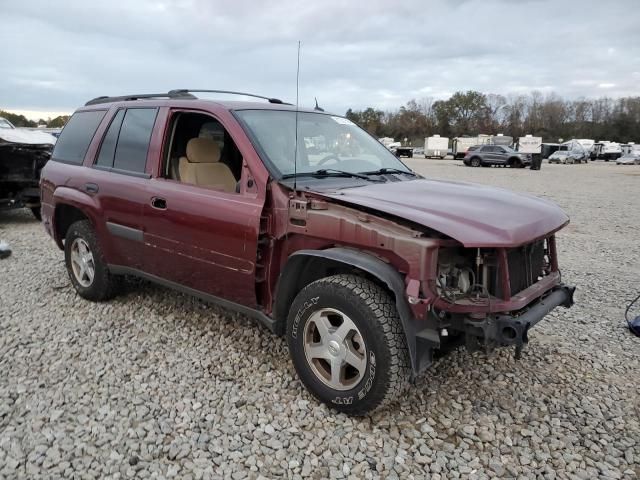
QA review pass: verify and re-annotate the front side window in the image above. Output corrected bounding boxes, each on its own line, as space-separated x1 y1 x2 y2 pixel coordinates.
52 110 107 164
235 110 411 177
161 111 242 193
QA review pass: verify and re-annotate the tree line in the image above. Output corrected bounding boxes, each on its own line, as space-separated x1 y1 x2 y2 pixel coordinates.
0 109 69 128
345 91 640 145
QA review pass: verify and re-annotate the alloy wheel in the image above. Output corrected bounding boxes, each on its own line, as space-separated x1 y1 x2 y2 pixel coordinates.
303 308 367 390
70 238 95 287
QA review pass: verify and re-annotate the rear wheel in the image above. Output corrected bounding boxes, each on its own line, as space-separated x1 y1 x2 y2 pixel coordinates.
64 220 121 301
287 274 410 415
470 157 481 167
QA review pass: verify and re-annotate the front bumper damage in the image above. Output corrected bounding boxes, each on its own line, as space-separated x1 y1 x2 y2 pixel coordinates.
463 284 575 358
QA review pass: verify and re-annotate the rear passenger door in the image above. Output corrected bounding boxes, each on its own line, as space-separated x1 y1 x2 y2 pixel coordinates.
91 107 159 269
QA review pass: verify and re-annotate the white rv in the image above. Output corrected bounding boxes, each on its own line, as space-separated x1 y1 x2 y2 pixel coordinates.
491 134 513 147
574 139 595 157
424 135 449 159
592 141 622 161
452 135 491 158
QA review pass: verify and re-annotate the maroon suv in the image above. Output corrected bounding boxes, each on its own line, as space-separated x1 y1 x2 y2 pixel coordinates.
40 89 574 414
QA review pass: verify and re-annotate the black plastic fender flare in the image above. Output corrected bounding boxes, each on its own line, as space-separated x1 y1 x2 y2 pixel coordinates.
275 247 434 375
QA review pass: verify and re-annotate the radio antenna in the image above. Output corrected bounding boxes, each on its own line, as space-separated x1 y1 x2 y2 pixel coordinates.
293 40 301 192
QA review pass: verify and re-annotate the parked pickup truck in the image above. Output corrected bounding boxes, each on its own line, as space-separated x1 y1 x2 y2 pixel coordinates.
40 89 575 415
392 145 414 158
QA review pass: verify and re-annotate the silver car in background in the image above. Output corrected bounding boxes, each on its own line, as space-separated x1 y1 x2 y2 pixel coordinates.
616 151 640 165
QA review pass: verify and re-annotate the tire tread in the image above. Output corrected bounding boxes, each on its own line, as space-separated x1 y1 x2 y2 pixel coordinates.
297 274 411 413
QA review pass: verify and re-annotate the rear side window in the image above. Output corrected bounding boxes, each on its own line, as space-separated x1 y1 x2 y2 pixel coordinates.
113 108 158 173
52 110 106 164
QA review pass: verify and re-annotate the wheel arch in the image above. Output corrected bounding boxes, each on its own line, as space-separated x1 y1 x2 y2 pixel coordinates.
53 204 92 249
51 187 101 249
274 247 427 374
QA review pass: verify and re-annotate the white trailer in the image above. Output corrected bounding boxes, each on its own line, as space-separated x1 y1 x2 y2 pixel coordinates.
575 139 595 156
453 135 490 159
491 133 513 147
424 135 449 159
517 135 542 154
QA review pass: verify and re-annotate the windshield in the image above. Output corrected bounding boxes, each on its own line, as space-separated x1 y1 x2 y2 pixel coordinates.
235 110 412 177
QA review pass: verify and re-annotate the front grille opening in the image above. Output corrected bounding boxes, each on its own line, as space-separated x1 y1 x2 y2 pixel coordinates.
496 239 551 297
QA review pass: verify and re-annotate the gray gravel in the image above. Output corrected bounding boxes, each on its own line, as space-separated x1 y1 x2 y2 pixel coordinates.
1 160 639 479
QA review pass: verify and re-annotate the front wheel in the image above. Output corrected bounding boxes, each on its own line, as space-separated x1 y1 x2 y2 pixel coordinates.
287 274 410 415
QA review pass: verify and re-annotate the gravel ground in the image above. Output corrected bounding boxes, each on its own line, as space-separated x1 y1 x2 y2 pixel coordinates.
1 160 639 479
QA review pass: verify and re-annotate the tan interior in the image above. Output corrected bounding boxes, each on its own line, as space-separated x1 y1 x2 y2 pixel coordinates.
178 137 237 192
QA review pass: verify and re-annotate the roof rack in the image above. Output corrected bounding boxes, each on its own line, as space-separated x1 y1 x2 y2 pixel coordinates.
85 89 289 106
168 89 290 105
85 91 196 106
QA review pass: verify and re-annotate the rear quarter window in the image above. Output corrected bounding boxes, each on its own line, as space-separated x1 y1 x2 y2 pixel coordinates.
52 110 107 164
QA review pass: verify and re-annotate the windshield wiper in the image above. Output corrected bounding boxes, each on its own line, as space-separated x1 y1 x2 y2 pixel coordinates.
283 169 386 182
361 167 417 176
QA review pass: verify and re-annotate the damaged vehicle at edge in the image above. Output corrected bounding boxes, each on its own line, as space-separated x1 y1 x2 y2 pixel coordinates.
40 91 576 415
0 117 56 219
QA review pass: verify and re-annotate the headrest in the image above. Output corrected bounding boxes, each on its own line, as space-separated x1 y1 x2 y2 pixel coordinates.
186 137 221 164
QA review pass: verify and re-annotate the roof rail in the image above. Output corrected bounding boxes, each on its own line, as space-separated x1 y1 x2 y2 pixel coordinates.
168 89 290 105
84 90 196 106
85 89 289 106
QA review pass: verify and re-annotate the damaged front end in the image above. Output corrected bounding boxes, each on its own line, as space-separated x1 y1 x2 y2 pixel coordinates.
0 128 55 214
430 236 575 359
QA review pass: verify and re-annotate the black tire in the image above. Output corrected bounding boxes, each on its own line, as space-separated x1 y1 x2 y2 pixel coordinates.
287 274 410 415
508 157 523 168
30 206 42 221
64 220 120 301
470 157 481 167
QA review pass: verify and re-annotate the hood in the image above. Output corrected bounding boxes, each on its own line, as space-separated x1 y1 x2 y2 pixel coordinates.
0 128 57 146
316 178 569 247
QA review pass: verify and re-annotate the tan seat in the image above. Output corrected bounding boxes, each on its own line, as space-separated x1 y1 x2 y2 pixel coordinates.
178 138 237 192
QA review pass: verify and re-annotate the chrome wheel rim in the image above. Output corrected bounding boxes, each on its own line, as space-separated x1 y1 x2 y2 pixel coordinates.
303 308 367 391
70 238 95 287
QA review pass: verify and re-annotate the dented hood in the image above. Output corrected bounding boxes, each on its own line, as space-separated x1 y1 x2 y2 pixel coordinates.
318 178 569 247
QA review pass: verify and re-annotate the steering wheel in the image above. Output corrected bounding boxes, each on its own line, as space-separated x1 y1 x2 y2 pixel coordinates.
317 154 340 166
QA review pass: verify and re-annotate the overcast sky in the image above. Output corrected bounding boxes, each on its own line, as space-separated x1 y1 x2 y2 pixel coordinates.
2 0 639 120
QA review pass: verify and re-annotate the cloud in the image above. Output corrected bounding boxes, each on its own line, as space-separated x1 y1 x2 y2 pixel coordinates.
1 0 639 118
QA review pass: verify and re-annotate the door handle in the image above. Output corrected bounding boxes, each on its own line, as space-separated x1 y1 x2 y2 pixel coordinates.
151 197 167 210
84 183 99 194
